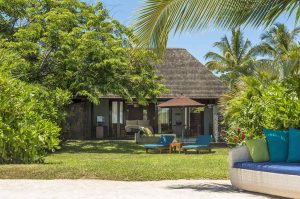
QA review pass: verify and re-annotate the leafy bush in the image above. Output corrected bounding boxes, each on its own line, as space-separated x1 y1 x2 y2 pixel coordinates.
0 74 70 163
221 77 300 140
0 48 71 163
223 128 246 146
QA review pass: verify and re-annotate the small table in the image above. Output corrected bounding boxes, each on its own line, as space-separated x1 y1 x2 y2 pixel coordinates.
169 142 183 154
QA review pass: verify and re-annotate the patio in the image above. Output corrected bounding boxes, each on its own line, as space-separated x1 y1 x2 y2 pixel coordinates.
0 179 281 199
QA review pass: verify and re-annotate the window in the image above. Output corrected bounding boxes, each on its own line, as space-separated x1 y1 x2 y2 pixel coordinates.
158 108 169 124
112 101 118 124
112 101 123 124
143 109 147 120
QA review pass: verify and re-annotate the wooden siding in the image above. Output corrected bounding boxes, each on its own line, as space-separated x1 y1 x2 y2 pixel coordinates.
62 102 92 139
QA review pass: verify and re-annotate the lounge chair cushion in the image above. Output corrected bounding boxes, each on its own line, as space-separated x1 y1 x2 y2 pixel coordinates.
143 135 175 148
233 162 300 176
182 145 209 149
288 128 300 163
245 138 269 162
157 135 175 145
182 135 212 149
263 129 289 162
144 144 166 148
196 135 212 145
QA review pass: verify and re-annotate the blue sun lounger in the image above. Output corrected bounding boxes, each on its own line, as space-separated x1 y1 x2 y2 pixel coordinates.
144 135 175 154
182 135 212 154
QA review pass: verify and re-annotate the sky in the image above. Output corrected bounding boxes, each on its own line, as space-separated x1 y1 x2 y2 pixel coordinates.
85 0 296 63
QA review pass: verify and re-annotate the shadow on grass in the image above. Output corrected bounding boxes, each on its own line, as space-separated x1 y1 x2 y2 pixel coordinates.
167 183 284 198
57 140 145 154
183 151 216 155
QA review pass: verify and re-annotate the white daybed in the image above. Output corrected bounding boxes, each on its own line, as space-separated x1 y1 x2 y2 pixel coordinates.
125 120 153 134
229 145 300 199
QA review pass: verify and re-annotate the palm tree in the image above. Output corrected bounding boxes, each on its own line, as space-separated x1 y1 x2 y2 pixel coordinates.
253 23 300 79
204 29 256 86
288 43 300 74
134 0 299 51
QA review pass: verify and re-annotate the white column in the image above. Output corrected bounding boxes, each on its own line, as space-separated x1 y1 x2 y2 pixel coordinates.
212 105 219 142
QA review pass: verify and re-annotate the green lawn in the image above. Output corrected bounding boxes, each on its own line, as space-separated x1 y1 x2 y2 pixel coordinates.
0 140 229 180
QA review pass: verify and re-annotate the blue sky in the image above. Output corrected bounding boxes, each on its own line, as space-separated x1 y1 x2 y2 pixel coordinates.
85 0 296 63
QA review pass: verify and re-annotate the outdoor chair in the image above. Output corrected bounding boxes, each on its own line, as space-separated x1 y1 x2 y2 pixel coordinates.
144 135 175 154
182 135 212 154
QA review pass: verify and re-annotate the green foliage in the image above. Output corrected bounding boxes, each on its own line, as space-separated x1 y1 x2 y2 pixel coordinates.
0 46 71 163
252 23 300 98
213 24 300 144
221 77 300 138
191 107 204 113
223 128 245 147
253 23 300 80
204 29 256 86
0 73 70 163
0 0 166 163
0 0 165 104
134 0 299 51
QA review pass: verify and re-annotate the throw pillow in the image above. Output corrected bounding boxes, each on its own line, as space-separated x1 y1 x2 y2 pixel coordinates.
245 138 269 162
263 128 289 162
287 128 300 163
144 127 154 136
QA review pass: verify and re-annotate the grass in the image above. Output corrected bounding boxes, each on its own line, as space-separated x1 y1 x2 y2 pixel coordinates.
0 140 229 180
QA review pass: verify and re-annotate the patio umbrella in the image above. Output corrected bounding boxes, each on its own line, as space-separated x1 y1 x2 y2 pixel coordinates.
158 94 204 140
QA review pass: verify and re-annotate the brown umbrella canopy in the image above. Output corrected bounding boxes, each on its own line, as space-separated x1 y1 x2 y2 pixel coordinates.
158 95 204 108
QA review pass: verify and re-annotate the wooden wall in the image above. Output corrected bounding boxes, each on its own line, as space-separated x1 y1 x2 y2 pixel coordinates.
62 101 92 139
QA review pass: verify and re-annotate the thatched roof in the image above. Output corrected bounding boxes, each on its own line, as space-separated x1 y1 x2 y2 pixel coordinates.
155 48 227 99
102 48 227 99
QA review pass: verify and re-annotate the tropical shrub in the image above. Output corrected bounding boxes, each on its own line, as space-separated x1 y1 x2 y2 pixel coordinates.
223 128 246 146
0 74 70 163
221 77 300 141
0 49 70 163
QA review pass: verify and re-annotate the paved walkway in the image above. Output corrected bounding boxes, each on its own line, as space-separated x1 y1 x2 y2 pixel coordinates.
0 180 281 199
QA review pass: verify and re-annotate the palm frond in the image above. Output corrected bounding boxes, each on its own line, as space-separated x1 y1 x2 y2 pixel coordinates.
204 28 257 85
204 52 226 62
205 61 228 72
251 43 276 57
231 29 242 61
253 60 280 80
134 0 299 51
213 35 232 54
239 39 252 61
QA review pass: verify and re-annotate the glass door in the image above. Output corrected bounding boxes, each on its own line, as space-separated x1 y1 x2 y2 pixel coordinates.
158 107 170 134
111 101 123 138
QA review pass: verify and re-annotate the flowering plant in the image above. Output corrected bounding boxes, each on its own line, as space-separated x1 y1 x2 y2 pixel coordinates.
222 128 246 147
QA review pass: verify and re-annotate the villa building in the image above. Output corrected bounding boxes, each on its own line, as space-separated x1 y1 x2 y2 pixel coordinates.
63 48 227 140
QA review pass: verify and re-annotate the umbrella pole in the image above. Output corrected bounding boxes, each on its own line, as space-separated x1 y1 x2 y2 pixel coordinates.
181 107 184 141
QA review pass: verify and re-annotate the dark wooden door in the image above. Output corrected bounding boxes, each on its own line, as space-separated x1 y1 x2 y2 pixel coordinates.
190 112 204 136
